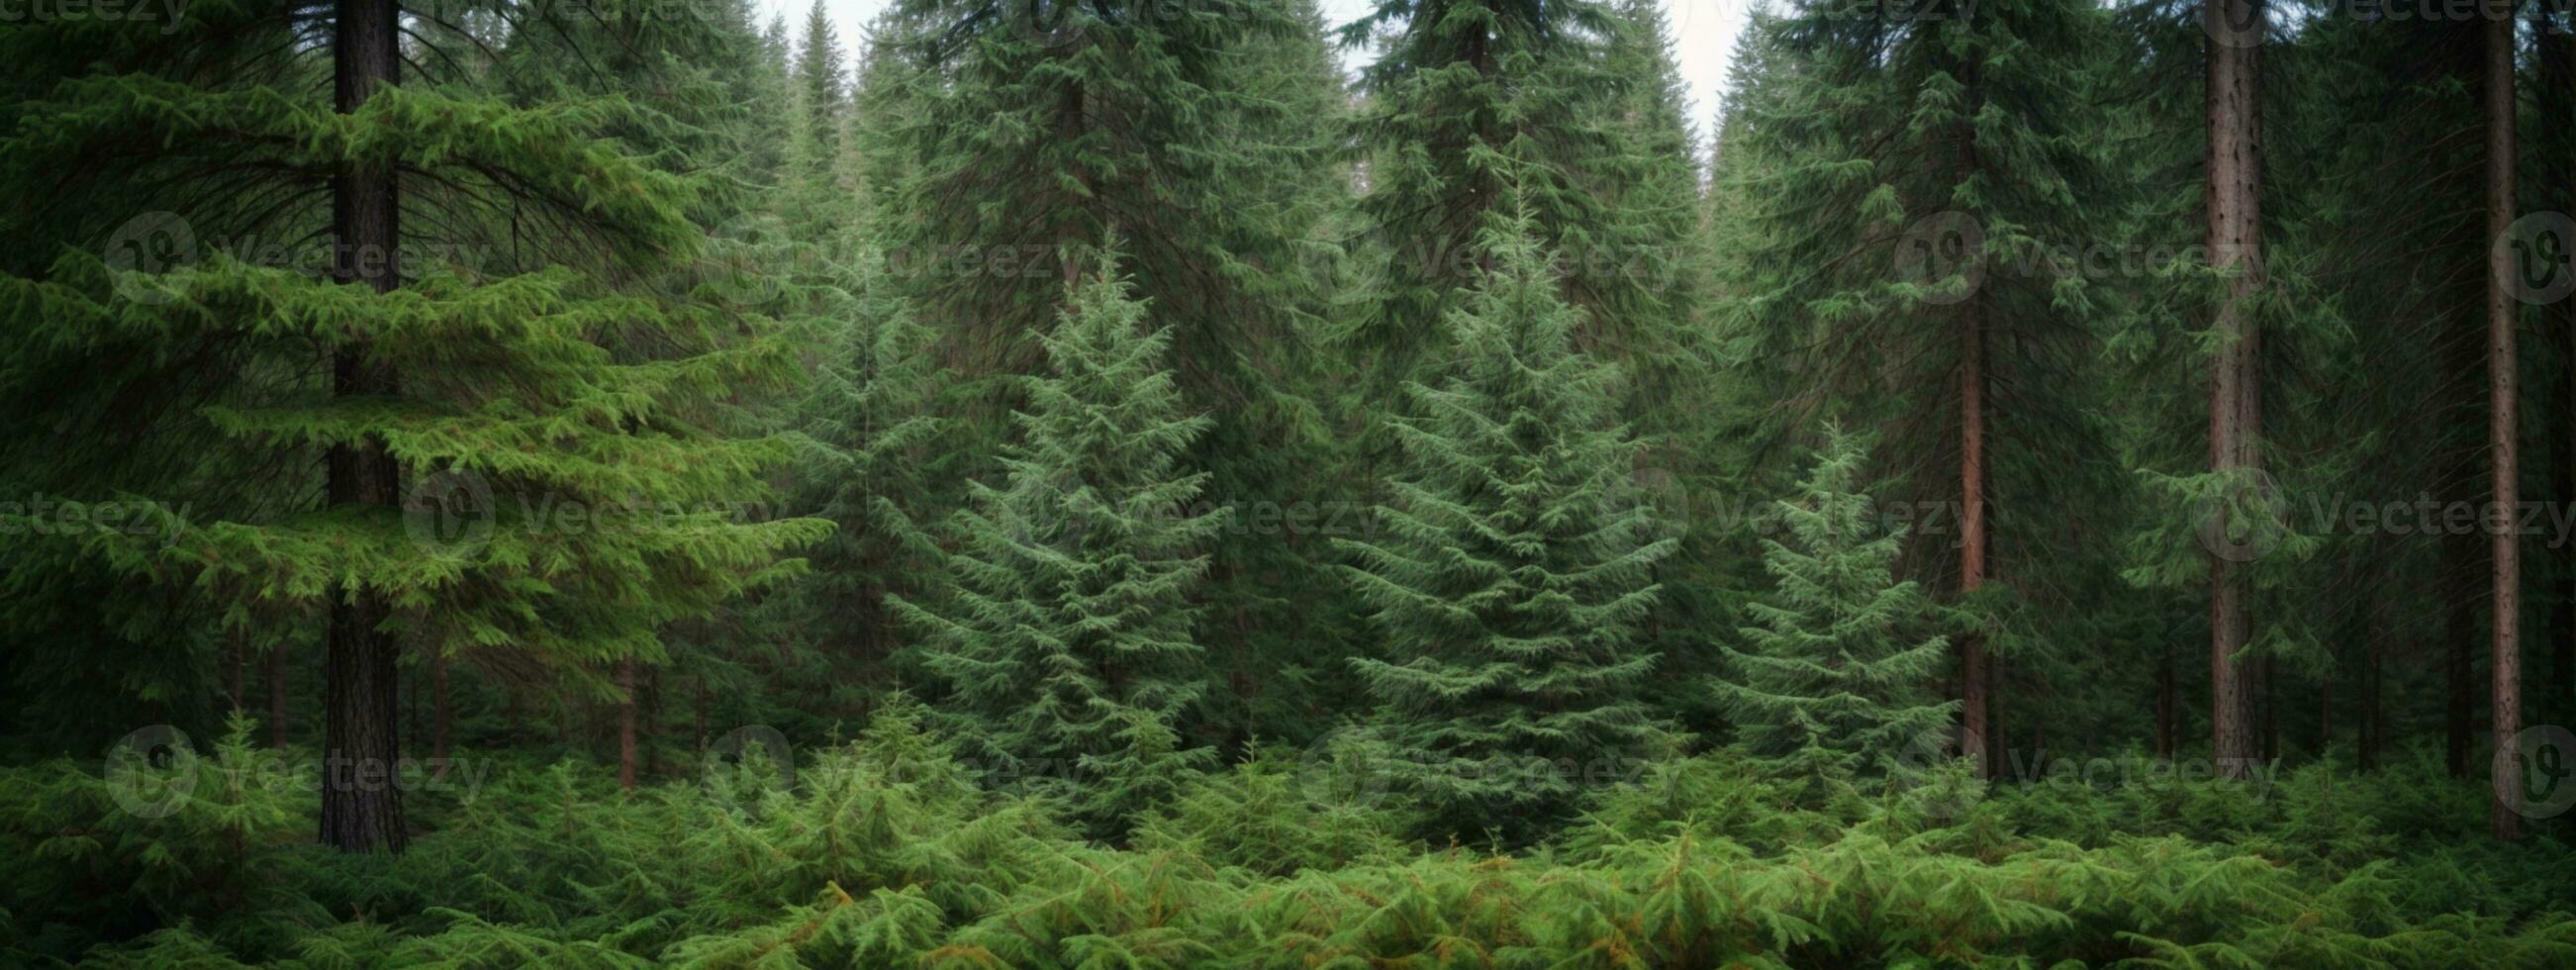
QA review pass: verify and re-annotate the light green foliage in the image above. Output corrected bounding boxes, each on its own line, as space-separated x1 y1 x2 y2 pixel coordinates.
1721 427 1958 803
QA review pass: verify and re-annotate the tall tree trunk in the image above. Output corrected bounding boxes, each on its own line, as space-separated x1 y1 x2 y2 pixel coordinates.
2361 594 2386 771
2156 640 2177 761
2483 8 2522 840
2206 0 2265 780
321 0 407 854
431 651 450 762
1961 295 1991 778
268 646 289 749
228 627 248 716
619 658 639 790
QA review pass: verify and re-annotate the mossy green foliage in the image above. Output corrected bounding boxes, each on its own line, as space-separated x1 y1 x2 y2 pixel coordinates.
7 708 2572 967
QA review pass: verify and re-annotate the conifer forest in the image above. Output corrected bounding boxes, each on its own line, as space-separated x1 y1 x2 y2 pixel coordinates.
8 0 2576 965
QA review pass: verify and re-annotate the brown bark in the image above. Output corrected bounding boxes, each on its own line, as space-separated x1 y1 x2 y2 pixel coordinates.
2361 598 2386 771
2483 8 2522 840
2156 641 2177 761
2206 0 2264 780
268 646 289 749
618 658 639 790
228 627 247 716
431 650 450 762
321 0 407 854
1961 293 1991 779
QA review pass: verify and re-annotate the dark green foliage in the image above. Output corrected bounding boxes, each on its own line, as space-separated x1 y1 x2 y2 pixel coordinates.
1337 220 1678 841
893 255 1225 836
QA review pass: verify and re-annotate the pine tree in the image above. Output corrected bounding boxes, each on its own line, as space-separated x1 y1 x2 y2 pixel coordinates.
794 0 848 167
891 248 1224 837
1337 217 1677 841
1719 426 1956 803
0 0 825 848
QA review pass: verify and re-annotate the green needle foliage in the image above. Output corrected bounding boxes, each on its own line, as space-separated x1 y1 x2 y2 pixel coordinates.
894 249 1225 837
1338 217 1678 843
1722 426 1957 804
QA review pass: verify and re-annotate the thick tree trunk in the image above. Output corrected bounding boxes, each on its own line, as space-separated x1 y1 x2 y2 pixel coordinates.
1961 295 1991 778
2483 9 2521 840
619 658 639 790
321 0 407 854
2206 0 2265 780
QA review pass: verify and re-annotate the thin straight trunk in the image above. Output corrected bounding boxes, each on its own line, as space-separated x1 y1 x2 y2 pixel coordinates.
2361 596 2386 770
268 647 289 748
2484 8 2522 840
228 628 247 716
321 0 407 854
2206 0 2265 780
1961 297 1991 778
431 651 450 761
618 658 639 790
2156 641 2177 760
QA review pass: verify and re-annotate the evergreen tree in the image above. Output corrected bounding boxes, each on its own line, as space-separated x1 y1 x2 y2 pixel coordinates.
1719 426 1956 803
794 0 848 166
0 0 824 848
1338 218 1677 841
892 248 1224 837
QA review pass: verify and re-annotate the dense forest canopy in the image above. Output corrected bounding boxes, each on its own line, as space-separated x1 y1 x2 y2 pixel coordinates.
2 0 2574 965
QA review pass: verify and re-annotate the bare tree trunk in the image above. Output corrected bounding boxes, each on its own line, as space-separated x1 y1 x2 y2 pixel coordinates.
618 658 639 790
2361 596 2386 771
228 627 247 716
2156 641 2177 761
2483 7 2522 840
1961 294 1991 778
2206 0 2265 780
431 651 450 762
268 646 289 749
321 0 407 854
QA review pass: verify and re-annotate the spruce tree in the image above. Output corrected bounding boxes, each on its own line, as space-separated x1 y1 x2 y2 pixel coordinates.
0 0 825 849
891 248 1224 837
1338 217 1677 841
1719 426 1956 802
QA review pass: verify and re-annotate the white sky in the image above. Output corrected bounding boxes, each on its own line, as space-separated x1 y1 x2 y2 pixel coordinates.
755 0 1752 146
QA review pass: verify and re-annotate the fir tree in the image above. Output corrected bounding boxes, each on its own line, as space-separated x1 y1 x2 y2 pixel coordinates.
1720 426 1956 802
891 248 1224 837
1338 217 1677 841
